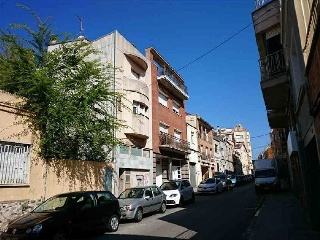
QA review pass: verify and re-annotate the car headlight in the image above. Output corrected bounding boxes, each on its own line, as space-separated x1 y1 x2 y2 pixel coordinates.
121 205 133 211
33 224 42 233
169 194 178 197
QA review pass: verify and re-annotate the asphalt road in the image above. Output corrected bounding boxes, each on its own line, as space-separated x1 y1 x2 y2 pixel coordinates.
88 183 263 240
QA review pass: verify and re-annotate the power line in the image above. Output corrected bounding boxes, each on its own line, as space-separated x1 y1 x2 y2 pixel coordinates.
252 144 270 150
176 3 280 72
251 133 269 139
177 22 253 72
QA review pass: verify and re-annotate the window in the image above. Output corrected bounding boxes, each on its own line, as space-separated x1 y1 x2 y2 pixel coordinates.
133 101 148 117
191 131 194 144
131 147 142 156
174 129 181 141
215 144 218 153
235 134 244 139
159 123 169 134
151 186 162 196
119 145 129 154
131 68 140 80
172 101 180 114
158 92 168 107
0 142 30 185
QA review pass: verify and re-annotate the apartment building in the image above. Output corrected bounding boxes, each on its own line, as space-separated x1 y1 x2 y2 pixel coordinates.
252 0 320 230
258 145 274 159
186 121 200 188
186 114 215 182
270 129 287 158
146 47 189 186
213 136 233 174
90 31 153 196
215 127 235 174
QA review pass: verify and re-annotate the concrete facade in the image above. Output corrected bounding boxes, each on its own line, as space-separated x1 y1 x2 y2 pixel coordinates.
91 31 153 196
186 121 200 189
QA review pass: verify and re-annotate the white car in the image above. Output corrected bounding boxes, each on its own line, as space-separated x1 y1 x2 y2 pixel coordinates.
160 180 195 206
197 178 223 194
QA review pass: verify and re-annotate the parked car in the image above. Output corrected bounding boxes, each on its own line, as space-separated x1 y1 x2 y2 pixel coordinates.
118 186 166 222
1 191 120 240
214 174 230 190
160 179 195 207
228 174 237 187
197 178 223 194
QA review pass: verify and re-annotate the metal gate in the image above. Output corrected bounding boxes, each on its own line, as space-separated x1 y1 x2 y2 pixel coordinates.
0 141 30 185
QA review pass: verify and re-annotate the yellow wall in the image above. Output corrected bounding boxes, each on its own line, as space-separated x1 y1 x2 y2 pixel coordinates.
0 91 113 202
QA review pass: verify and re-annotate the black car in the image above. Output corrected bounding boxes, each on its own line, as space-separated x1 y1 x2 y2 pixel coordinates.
1 191 120 240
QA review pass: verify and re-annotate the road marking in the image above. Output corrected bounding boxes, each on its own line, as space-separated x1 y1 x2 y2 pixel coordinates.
176 229 198 239
255 209 260 217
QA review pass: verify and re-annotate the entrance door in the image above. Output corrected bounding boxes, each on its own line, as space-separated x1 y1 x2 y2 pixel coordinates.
156 159 162 186
189 163 196 188
172 166 181 180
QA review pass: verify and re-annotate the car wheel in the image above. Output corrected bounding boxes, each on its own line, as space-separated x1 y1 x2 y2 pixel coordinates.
134 208 143 222
179 196 184 207
159 202 166 213
107 214 119 232
191 193 195 203
52 230 66 240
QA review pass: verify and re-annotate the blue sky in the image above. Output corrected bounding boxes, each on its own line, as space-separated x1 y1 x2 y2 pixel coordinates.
0 0 271 158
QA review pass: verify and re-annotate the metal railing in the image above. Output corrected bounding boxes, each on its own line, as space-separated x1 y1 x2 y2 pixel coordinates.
157 68 188 95
258 49 287 81
255 0 273 10
303 0 319 52
159 132 189 152
0 142 30 185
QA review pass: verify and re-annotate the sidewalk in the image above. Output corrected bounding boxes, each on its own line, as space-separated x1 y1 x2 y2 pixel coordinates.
247 190 320 240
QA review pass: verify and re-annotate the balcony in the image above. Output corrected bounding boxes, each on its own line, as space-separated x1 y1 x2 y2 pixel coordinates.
124 53 148 71
157 71 189 100
124 77 149 97
255 0 273 10
252 0 280 35
125 113 149 139
259 50 289 110
159 132 190 154
267 109 287 128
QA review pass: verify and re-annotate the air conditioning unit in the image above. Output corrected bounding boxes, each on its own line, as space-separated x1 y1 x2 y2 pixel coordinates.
287 131 298 158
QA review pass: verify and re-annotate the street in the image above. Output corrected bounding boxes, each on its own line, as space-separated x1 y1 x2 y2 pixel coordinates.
91 183 263 240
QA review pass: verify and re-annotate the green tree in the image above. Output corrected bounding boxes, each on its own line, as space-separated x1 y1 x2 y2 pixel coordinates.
0 5 125 161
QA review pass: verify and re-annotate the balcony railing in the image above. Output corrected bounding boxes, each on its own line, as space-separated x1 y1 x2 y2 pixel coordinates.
201 152 210 160
255 0 273 10
159 132 189 152
157 68 188 96
259 49 287 81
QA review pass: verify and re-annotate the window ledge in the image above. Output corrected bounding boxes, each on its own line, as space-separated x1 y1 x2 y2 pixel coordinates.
0 184 30 188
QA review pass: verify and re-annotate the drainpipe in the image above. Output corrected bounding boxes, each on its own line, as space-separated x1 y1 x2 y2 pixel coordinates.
168 158 172 180
112 31 117 195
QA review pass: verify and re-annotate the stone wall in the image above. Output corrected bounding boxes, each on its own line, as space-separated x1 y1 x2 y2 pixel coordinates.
0 199 42 232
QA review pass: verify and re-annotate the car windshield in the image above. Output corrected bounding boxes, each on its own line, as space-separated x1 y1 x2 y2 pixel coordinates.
255 169 276 178
160 181 180 190
33 194 82 213
200 178 215 184
118 188 144 199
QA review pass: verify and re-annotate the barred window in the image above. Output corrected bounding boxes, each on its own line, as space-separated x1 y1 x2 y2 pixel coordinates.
0 141 31 185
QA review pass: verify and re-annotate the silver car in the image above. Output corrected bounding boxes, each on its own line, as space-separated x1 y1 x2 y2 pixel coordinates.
197 178 224 194
118 186 166 222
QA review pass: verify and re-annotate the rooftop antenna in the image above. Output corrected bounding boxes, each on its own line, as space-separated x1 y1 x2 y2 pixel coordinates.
76 15 85 39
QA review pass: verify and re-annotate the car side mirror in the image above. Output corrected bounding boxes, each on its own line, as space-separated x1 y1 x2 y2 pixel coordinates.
145 196 150 200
